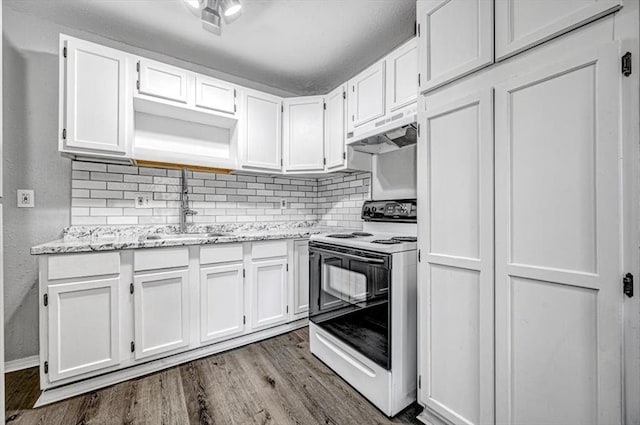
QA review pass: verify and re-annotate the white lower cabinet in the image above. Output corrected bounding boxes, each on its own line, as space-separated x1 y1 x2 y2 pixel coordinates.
251 258 289 330
200 263 245 343
291 240 310 319
133 269 190 359
47 278 120 382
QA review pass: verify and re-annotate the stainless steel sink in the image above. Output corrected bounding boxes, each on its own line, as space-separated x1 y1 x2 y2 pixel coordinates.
140 232 230 241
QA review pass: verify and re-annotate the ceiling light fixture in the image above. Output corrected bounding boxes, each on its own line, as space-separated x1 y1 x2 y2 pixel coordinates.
183 0 241 36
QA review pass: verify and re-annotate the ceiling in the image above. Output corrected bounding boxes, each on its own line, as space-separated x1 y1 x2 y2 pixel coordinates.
4 0 417 95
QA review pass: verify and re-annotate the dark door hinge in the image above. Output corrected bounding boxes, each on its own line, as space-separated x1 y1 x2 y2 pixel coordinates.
417 124 421 138
418 374 421 389
243 268 246 278
352 85 355 92
286 305 289 314
62 129 67 140
622 52 632 77
343 152 346 160
624 273 634 297
243 315 246 325
417 23 421 37
43 293 48 307
136 61 140 73
418 250 421 262
234 104 237 113
323 158 327 166
130 282 134 294
63 47 67 58
136 80 140 90
323 102 326 110
342 91 346 100
234 88 237 98
281 104 284 113
44 361 49 374
131 341 135 353
418 73 421 87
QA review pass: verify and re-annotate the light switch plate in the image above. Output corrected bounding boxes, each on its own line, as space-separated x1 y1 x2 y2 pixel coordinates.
280 198 287 210
17 189 35 208
134 193 151 208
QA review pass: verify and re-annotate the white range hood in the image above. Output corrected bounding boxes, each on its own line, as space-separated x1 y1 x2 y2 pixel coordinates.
346 106 417 155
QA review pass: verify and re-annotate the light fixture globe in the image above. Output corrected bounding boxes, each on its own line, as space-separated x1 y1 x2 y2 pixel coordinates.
220 0 242 17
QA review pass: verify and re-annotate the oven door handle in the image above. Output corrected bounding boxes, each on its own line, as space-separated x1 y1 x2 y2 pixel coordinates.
311 248 386 265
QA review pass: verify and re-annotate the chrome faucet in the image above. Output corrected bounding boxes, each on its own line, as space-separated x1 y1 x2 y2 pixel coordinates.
179 167 198 233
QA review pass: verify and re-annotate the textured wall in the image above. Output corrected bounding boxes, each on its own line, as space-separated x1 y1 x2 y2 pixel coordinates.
316 172 371 229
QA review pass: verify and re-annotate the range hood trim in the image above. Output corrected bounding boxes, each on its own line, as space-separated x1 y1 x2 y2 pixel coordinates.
347 113 417 155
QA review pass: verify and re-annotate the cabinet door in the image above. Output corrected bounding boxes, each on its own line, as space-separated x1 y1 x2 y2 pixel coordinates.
417 0 493 93
48 278 120 382
62 37 127 155
240 90 283 171
134 269 190 359
283 96 325 172
418 90 494 425
324 85 347 171
137 59 189 104
251 258 288 330
200 263 245 344
386 38 418 113
291 241 310 319
195 74 237 115
348 61 386 129
495 0 621 60
494 44 622 425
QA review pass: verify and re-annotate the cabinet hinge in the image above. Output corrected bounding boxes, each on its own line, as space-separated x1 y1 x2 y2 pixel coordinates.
418 250 421 262
323 102 326 110
286 305 289 314
43 293 48 307
234 88 237 98
130 282 134 294
352 115 355 122
136 61 140 73
136 80 140 90
62 129 67 140
281 104 284 113
234 104 237 113
342 91 346 100
243 315 246 325
343 152 346 160
286 263 289 272
417 124 421 138
622 52 632 77
624 273 634 297
243 268 246 278
352 85 355 93
417 23 421 37
63 47 67 58
418 73 421 87
44 361 49 374
323 158 327 166
418 374 421 389
131 341 135 353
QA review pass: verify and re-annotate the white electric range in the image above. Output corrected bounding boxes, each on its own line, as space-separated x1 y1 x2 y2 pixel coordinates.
308 199 417 417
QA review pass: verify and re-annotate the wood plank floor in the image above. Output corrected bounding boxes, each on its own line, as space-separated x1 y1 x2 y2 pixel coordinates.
5 328 422 425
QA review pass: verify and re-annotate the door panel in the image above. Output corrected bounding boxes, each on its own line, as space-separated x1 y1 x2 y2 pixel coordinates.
418 89 494 425
195 75 236 115
48 278 120 381
495 0 622 60
251 258 288 330
494 44 621 425
134 269 190 359
417 0 493 92
241 90 282 171
283 96 325 172
324 85 347 171
200 263 244 343
387 38 418 112
349 61 386 128
292 240 310 318
138 59 189 103
63 38 127 154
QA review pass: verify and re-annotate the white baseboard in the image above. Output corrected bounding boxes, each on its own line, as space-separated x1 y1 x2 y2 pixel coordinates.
5 355 39 373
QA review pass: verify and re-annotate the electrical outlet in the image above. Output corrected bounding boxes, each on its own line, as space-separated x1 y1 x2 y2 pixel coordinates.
17 189 35 208
134 193 151 208
280 198 287 210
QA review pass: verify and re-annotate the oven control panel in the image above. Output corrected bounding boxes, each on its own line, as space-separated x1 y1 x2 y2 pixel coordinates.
361 199 417 222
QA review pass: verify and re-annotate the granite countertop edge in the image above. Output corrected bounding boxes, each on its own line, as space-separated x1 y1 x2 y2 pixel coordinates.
30 224 352 255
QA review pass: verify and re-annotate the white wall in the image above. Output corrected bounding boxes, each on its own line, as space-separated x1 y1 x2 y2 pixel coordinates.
1 7 299 363
371 145 417 200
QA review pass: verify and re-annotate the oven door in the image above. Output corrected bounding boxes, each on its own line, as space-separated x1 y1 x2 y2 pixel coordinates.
309 241 391 370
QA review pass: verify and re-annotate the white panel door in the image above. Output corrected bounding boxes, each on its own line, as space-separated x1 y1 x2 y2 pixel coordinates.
251 258 288 330
348 61 386 129
137 59 189 103
134 269 190 359
417 0 493 93
48 278 120 382
62 37 127 155
324 85 347 171
200 263 245 344
495 0 622 60
386 38 418 112
495 44 621 425
195 74 237 115
240 89 283 171
291 240 310 319
418 89 494 425
283 96 325 172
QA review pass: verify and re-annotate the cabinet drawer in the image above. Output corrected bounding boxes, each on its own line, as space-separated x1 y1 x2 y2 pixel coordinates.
134 247 189 272
200 244 243 265
48 252 120 281
251 240 287 260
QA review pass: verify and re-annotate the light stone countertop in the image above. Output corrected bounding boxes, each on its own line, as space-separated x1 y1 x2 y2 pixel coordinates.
30 222 355 255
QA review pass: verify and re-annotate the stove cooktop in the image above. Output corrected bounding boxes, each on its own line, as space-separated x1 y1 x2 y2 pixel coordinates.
310 232 418 254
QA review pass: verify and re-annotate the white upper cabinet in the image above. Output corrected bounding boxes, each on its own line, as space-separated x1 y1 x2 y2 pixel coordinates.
386 38 418 113
348 60 386 131
195 74 237 116
495 0 622 60
283 96 325 173
60 37 128 156
417 0 494 93
324 85 347 171
239 89 283 171
137 59 189 104
47 278 120 382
